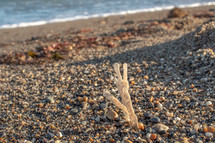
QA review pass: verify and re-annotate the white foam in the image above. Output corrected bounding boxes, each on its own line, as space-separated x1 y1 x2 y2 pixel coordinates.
1 2 215 29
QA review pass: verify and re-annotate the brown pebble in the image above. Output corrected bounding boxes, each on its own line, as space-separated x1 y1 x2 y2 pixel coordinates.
138 122 145 130
82 96 88 102
130 81 135 84
160 97 165 101
150 134 157 141
109 139 115 142
151 87 156 91
204 126 215 133
89 137 94 142
124 139 133 143
106 110 118 120
190 84 195 88
77 97 83 102
137 69 141 73
144 75 149 80
193 88 198 92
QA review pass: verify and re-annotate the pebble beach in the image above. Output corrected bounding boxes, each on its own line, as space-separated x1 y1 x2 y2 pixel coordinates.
0 5 215 143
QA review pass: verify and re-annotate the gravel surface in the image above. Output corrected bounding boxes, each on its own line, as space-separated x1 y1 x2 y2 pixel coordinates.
0 12 215 142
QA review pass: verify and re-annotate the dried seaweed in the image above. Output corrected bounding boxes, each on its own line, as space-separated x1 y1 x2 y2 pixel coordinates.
103 63 139 130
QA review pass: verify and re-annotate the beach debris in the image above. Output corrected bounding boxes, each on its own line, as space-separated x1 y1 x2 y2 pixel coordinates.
78 28 93 33
51 52 63 60
123 20 135 25
27 51 37 58
193 11 214 18
103 63 139 130
168 7 188 18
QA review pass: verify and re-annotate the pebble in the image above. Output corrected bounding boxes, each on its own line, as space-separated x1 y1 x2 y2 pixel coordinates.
47 131 55 138
146 127 152 133
56 132 63 138
138 122 145 130
190 102 198 108
46 96 55 104
143 113 152 119
24 141 32 143
165 112 174 117
194 124 201 131
175 117 181 121
22 102 29 108
205 132 213 138
99 103 107 110
153 124 169 132
137 137 147 143
150 117 161 123
106 110 118 120
82 121 87 126
95 117 100 122
71 108 79 113
150 134 157 141
157 103 163 110
124 139 133 143
146 133 151 139
54 140 61 143
204 126 215 133
205 101 212 106
82 102 88 110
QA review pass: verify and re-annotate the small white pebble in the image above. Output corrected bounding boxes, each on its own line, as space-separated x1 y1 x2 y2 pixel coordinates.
205 132 213 138
157 103 163 110
194 123 201 131
56 131 63 138
153 123 169 132
205 101 212 106
146 133 151 139
24 140 32 143
54 140 61 143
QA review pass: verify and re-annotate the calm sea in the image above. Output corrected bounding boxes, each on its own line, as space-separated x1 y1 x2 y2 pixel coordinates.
0 0 215 29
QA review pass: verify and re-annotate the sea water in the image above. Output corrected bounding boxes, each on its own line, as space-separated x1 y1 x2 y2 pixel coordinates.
0 0 214 29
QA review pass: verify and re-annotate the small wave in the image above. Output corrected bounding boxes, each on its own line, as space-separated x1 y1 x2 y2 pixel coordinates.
1 2 215 29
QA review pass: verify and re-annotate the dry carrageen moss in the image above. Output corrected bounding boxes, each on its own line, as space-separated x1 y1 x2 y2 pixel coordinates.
103 63 139 130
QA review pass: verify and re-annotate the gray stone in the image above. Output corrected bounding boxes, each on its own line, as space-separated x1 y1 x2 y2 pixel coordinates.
71 108 79 113
99 103 107 110
150 117 161 123
95 117 100 122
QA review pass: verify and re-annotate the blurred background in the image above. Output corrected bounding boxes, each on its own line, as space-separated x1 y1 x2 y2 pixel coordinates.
0 0 214 28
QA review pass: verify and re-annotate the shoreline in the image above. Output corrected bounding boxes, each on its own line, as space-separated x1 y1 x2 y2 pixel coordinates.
0 5 214 44
1 2 215 30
